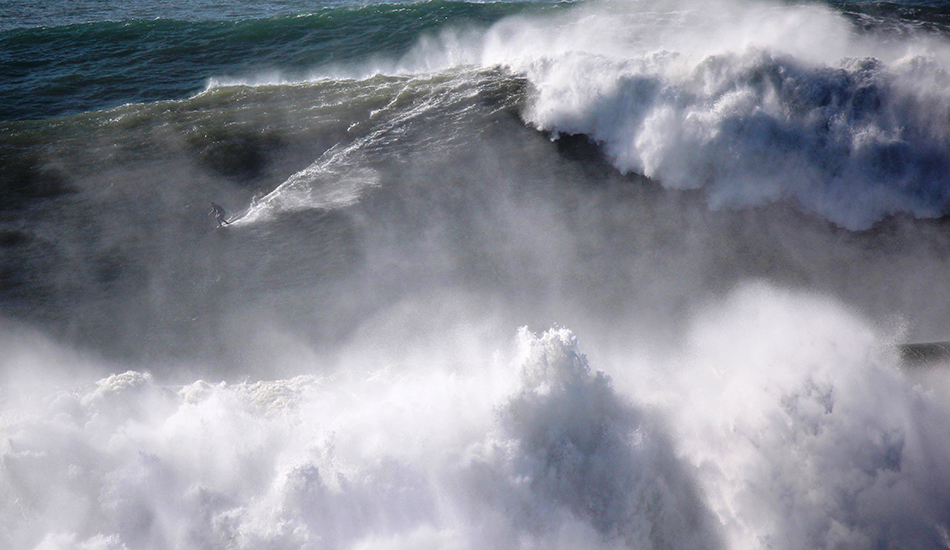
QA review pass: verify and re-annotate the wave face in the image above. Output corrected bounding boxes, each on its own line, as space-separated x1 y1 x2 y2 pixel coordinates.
4 0 950 549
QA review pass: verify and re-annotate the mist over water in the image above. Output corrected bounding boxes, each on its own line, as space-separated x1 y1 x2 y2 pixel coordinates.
3 0 950 549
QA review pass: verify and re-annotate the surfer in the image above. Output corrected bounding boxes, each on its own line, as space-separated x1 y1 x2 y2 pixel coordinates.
210 202 230 227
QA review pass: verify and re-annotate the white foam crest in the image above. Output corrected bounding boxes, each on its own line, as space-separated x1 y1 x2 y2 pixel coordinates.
1 325 717 549
478 0 950 228
198 27 488 97
647 283 950 549
319 1 950 229
0 339 515 549
495 327 724 549
354 0 950 228
5 288 950 549
203 72 290 91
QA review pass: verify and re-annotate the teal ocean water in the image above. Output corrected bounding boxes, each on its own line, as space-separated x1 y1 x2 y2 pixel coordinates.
0 1 538 121
3 1 950 549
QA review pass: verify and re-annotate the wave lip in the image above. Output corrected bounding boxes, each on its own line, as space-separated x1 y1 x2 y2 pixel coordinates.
475 0 950 229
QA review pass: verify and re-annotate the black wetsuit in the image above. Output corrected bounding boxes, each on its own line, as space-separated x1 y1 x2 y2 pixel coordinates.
210 202 230 226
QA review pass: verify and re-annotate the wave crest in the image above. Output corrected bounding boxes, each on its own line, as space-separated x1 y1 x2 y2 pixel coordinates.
508 15 950 229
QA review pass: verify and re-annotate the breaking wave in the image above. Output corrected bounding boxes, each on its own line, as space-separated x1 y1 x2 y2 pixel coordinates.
5 1 950 549
4 288 950 549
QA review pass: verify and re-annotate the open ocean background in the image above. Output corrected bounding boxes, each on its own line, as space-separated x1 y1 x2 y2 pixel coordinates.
4 0 950 548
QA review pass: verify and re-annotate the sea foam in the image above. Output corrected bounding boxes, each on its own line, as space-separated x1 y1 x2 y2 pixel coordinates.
4 285 950 549
205 0 950 228
389 0 950 228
